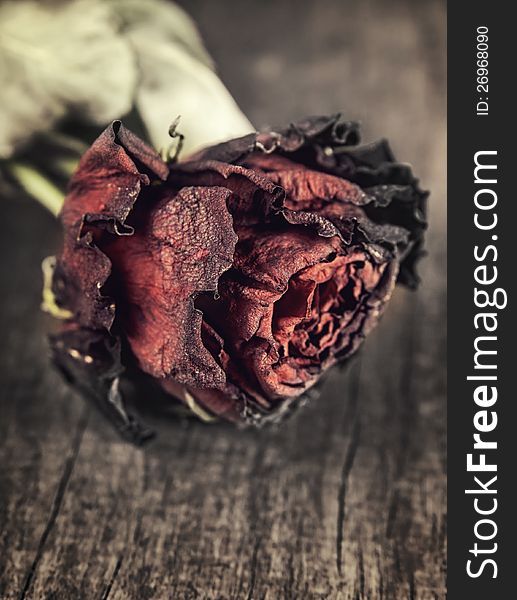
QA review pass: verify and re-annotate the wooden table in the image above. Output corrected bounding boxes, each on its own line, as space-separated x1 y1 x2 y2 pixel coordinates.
0 0 446 597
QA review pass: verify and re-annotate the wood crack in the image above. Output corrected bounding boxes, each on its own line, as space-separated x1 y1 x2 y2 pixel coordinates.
17 408 89 600
100 556 123 600
244 440 266 600
336 363 362 576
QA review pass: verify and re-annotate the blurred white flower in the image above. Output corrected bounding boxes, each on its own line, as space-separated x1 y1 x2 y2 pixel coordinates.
0 0 253 211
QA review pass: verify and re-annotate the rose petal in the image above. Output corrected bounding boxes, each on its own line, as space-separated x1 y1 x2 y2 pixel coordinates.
61 120 168 230
49 325 154 445
169 159 284 225
54 121 168 331
193 114 428 287
105 185 238 387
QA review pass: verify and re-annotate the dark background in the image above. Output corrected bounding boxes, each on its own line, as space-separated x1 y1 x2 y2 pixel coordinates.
448 2 514 597
0 0 446 597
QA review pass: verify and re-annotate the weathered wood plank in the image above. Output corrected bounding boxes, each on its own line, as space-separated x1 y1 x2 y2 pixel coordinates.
0 0 446 598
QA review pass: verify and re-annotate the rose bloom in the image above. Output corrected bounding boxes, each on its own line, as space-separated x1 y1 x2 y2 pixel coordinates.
50 116 427 442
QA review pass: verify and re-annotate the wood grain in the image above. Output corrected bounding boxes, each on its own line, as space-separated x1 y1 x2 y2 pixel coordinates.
0 0 446 598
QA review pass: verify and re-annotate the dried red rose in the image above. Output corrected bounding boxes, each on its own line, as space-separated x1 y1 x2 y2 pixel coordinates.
50 116 427 443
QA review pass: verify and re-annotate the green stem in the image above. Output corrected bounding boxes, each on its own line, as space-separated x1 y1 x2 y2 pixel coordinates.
5 162 65 216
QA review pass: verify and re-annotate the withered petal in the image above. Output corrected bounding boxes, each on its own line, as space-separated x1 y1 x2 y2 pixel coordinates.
61 120 168 231
53 121 169 331
51 116 428 439
194 114 428 286
105 185 238 388
253 163 368 209
50 326 154 445
169 159 284 224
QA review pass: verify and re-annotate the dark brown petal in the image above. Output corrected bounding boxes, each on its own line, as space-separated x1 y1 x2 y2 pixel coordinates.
249 161 369 210
195 210 393 408
53 230 115 330
105 185 238 388
50 116 428 439
50 326 154 445
61 120 168 231
53 121 168 331
193 114 428 287
229 226 344 294
170 157 386 250
169 159 284 225
243 252 392 400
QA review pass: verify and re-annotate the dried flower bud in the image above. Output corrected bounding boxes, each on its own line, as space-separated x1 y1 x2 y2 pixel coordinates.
50 115 427 442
